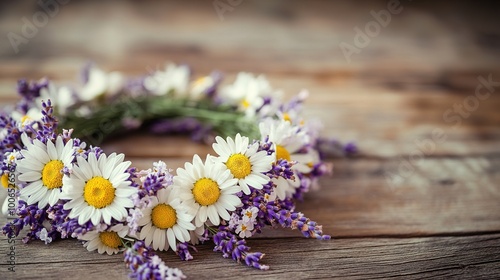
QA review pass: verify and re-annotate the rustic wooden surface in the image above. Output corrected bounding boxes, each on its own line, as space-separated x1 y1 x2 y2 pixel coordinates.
1 1 500 279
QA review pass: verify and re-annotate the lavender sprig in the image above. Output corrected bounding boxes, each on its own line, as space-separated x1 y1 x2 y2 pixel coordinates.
176 242 196 261
124 240 186 280
34 100 58 143
1 200 47 243
212 227 269 270
46 201 94 239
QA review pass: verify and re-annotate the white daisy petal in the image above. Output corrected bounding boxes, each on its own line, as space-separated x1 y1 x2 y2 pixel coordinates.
167 228 176 251
28 140 50 163
198 206 208 224
140 223 153 240
172 225 185 242
18 159 44 172
48 189 60 205
153 227 164 250
77 156 93 180
90 209 100 225
20 181 44 197
46 140 58 160
18 171 41 182
214 204 230 221
27 187 47 205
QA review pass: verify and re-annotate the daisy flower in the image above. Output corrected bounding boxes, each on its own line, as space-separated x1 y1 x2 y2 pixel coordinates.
61 152 137 225
144 63 190 96
212 134 273 195
79 66 125 102
11 107 43 127
137 188 195 251
80 224 129 255
276 109 302 126
173 154 240 227
17 134 74 208
219 72 274 117
38 82 75 116
259 119 310 199
190 76 214 100
275 89 309 125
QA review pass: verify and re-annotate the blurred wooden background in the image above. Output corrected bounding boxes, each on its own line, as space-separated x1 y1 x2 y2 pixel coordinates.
0 0 499 279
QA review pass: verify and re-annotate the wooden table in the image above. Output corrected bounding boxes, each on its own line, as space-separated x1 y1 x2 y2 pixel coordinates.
1 1 499 279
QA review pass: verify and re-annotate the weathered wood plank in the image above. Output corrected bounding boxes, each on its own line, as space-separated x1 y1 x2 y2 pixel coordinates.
0 233 498 279
1 1 499 71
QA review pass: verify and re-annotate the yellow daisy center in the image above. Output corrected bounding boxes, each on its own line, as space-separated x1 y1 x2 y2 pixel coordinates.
276 145 291 162
151 203 177 229
192 178 220 206
283 113 291 122
241 224 248 231
193 77 208 87
226 154 252 179
1 173 9 189
241 99 250 109
99 231 121 249
84 176 115 209
245 211 253 219
42 160 64 189
21 115 31 125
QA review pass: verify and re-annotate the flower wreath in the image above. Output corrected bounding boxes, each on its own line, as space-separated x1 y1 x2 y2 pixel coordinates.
0 64 355 279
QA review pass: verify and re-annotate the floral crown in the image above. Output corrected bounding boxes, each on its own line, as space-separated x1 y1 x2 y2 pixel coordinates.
0 64 355 279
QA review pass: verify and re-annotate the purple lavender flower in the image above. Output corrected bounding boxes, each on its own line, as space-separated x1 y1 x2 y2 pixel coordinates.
0 115 24 170
46 202 94 239
1 200 48 243
124 241 186 280
135 161 174 198
317 138 357 158
256 138 275 156
344 141 358 155
149 117 214 143
176 242 196 261
212 228 269 270
17 78 48 102
277 211 330 240
34 100 58 144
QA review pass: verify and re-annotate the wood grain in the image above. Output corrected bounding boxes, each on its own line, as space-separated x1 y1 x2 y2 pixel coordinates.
0 233 498 279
